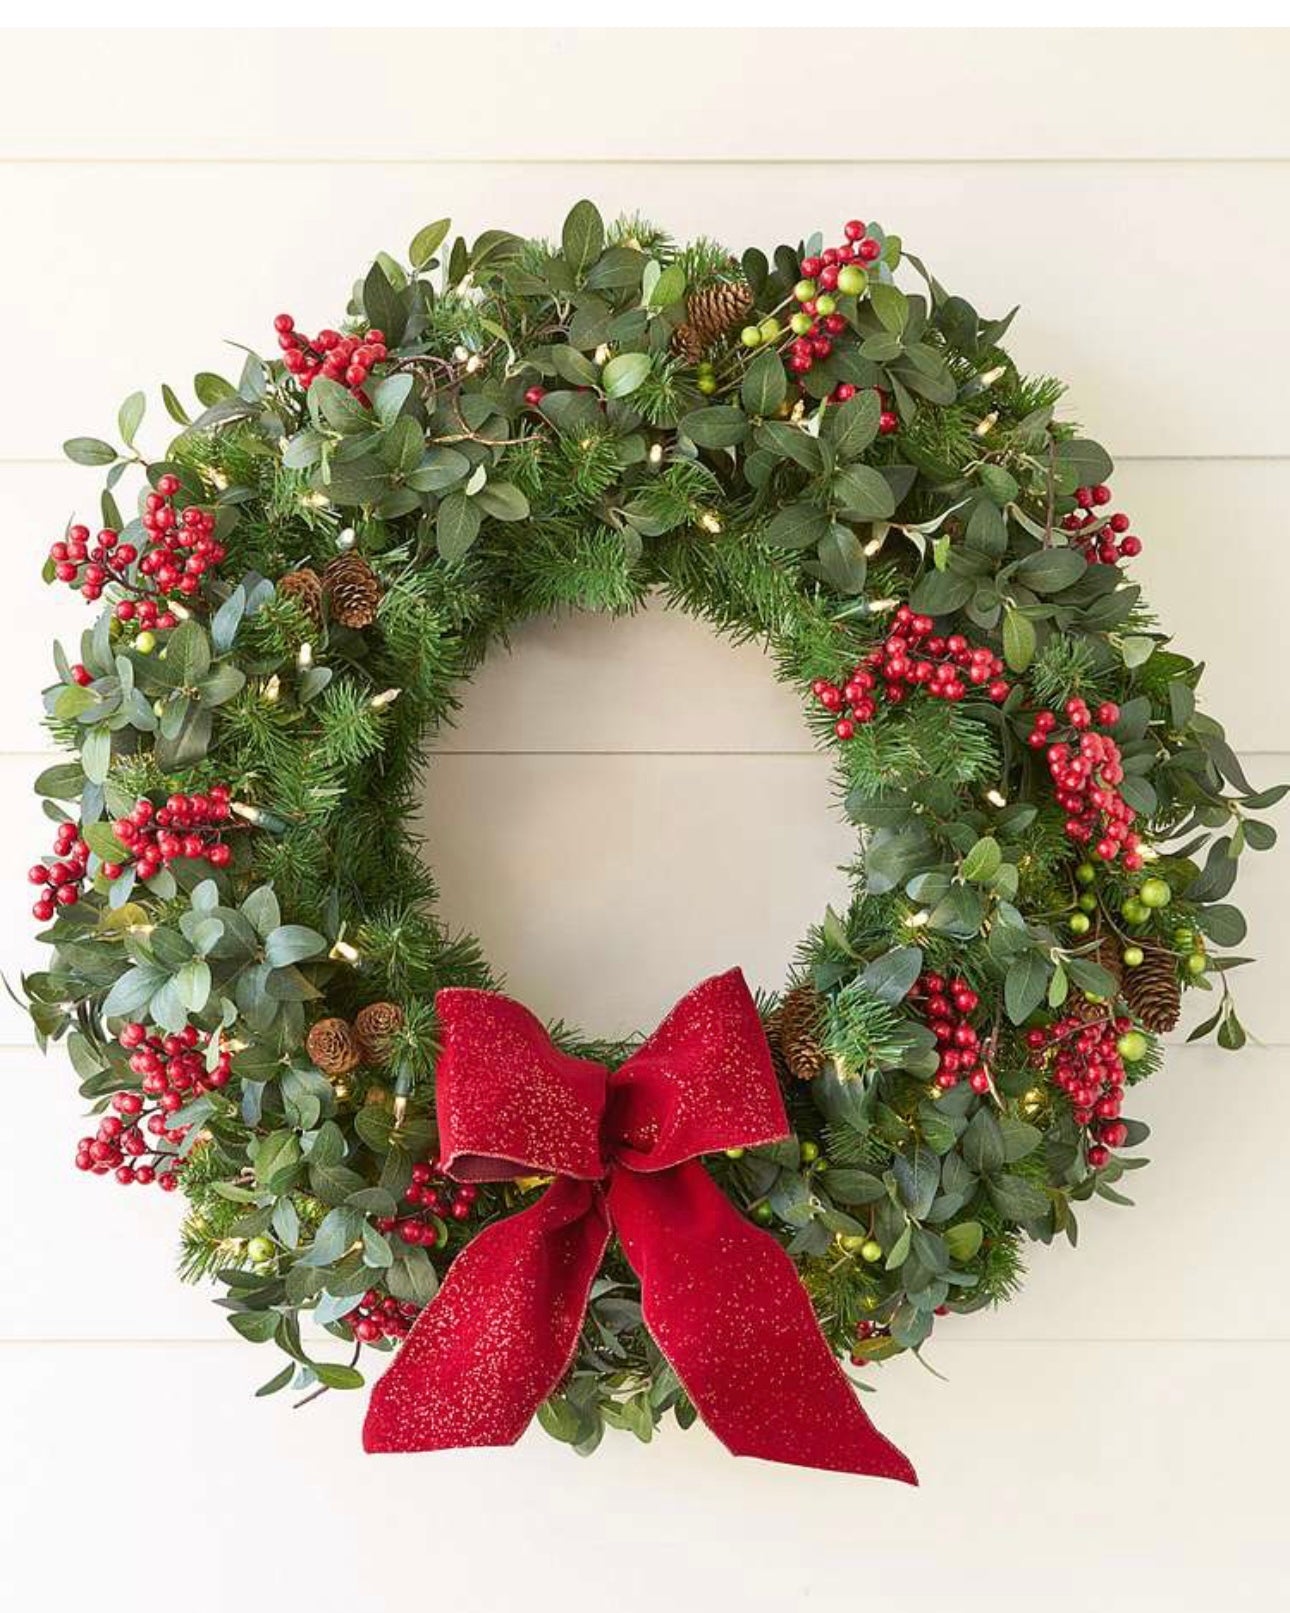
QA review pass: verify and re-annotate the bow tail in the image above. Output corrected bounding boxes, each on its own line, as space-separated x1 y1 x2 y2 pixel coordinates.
608 1163 918 1484
363 1177 609 1453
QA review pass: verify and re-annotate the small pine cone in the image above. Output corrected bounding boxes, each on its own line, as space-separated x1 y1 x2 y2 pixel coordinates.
772 984 828 1082
322 553 381 629
671 281 753 360
306 1016 362 1077
277 567 323 627
354 1001 405 1065
1123 944 1182 1034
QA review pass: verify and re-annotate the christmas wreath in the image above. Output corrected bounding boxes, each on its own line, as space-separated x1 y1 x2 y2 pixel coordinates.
23 200 1277 1479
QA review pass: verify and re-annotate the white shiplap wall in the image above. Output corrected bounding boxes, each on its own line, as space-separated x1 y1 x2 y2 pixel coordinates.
0 28 1286 1612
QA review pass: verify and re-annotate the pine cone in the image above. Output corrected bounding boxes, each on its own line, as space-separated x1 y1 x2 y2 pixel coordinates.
670 281 753 361
306 1016 362 1077
354 1001 405 1064
772 984 828 1082
1123 944 1182 1034
322 554 381 630
277 567 323 627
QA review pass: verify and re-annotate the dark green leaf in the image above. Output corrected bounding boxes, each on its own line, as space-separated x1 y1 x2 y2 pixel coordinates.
680 406 748 449
561 199 605 275
436 492 481 562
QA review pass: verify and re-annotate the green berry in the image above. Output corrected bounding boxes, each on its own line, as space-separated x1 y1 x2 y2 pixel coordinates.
799 1140 819 1164
790 312 813 337
836 264 866 297
814 294 837 317
860 1239 884 1264
752 1202 774 1225
758 317 781 342
1186 951 1207 975
740 325 763 348
1077 892 1098 913
839 1233 867 1253
793 279 817 303
1139 877 1172 909
696 374 718 396
245 1236 275 1263
1121 898 1149 926
1068 912 1091 935
1122 946 1144 968
1174 927 1195 947
135 631 156 654
697 360 715 375
724 1146 745 1160
1075 862 1097 886
1116 1031 1148 1063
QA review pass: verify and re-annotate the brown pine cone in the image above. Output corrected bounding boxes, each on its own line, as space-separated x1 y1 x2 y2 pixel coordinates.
305 1016 362 1077
322 553 381 630
277 567 324 627
354 1001 405 1064
771 984 828 1082
670 281 753 361
1123 944 1182 1033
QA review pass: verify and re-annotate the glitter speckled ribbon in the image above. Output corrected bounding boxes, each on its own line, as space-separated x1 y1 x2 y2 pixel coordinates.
362 968 916 1483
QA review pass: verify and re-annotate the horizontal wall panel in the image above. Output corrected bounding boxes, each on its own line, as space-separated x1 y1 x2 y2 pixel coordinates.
0 457 1285 755
3 1044 1282 1345
1 30 1288 162
0 749 1283 1044
0 1339 1284 1611
0 163 1287 459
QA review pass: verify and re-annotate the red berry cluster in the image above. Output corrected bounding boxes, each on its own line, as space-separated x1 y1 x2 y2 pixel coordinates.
27 820 90 921
1025 1007 1131 1168
347 1287 423 1344
51 478 225 620
909 972 992 1093
274 314 388 395
48 525 143 607
789 220 893 433
1027 699 1143 870
114 594 179 634
74 1021 231 1186
812 604 1011 740
130 474 226 607
375 1161 480 1247
1061 484 1142 564
112 787 234 880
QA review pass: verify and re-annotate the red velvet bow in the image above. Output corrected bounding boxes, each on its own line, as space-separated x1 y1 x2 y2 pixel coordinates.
362 968 916 1482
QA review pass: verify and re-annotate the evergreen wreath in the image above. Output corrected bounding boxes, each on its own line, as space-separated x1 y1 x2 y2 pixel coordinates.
22 200 1278 1457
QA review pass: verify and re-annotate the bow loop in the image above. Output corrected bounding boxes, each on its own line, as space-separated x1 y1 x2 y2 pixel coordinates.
608 969 790 1172
435 988 608 1183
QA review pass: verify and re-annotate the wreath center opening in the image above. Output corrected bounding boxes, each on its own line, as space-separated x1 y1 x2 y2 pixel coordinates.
419 599 853 1034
